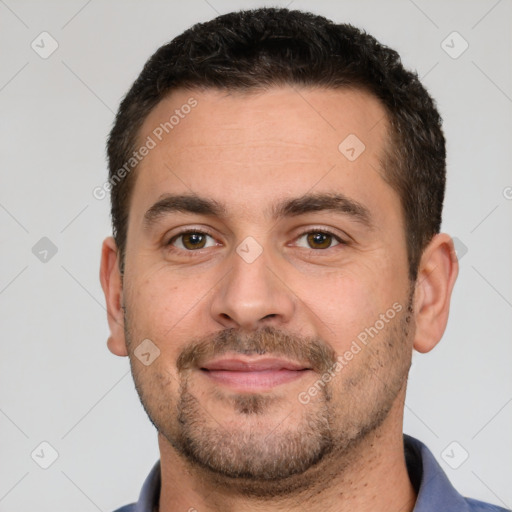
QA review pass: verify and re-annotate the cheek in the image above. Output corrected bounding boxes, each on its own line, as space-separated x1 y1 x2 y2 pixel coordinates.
124 273 188 356
298 267 401 353
129 266 198 321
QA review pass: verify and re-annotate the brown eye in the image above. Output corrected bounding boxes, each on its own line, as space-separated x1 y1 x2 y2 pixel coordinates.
295 230 343 250
308 232 333 249
168 231 216 251
181 233 207 250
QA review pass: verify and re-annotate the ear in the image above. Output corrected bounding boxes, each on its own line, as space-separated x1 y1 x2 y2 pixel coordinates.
99 236 128 356
412 233 459 353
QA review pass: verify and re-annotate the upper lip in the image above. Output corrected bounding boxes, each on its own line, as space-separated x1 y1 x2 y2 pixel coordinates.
201 357 310 372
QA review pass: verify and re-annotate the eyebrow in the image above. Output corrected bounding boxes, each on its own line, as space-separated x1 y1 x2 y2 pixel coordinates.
143 192 373 230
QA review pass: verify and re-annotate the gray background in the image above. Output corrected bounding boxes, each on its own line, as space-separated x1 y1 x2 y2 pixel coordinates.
0 0 511 510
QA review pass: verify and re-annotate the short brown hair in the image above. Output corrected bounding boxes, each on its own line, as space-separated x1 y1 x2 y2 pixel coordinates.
107 7 445 281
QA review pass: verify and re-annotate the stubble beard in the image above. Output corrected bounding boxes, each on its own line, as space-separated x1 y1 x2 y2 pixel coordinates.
126 292 414 497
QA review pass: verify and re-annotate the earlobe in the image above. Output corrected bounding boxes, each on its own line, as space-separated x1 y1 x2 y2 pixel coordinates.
107 335 126 356
413 233 459 354
99 237 128 357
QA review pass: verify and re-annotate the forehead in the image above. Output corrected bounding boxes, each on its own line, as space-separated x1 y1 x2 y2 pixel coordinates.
130 85 395 225
138 85 388 153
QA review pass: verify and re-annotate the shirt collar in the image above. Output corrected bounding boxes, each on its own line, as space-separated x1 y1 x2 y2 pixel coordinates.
403 434 470 511
133 434 469 511
133 458 160 512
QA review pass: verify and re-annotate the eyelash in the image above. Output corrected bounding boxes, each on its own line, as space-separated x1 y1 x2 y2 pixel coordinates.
165 228 347 254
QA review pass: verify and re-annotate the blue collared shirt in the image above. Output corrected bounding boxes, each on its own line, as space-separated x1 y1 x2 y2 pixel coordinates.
113 434 510 512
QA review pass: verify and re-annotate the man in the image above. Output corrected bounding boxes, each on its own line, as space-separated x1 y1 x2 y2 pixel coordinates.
99 7 508 512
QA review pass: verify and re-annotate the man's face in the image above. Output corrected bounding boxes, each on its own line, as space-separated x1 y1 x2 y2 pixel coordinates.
120 86 414 489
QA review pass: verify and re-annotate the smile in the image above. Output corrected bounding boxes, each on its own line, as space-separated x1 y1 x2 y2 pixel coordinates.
200 357 312 392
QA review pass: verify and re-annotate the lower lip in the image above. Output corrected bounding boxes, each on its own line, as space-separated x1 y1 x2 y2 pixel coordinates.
201 368 310 391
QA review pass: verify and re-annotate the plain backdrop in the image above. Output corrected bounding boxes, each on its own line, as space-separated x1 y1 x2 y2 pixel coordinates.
0 0 511 511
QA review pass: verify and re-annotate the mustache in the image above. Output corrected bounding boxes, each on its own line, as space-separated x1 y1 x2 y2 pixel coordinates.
176 325 338 374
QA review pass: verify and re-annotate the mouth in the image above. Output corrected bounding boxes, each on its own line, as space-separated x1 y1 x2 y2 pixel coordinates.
199 356 312 392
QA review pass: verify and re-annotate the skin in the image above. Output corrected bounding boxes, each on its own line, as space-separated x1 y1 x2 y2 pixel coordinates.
100 86 458 512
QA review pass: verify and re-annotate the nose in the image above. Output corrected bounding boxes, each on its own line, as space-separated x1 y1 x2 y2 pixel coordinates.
210 242 296 331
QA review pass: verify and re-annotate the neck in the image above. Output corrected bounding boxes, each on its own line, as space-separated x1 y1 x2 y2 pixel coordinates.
157 397 416 512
